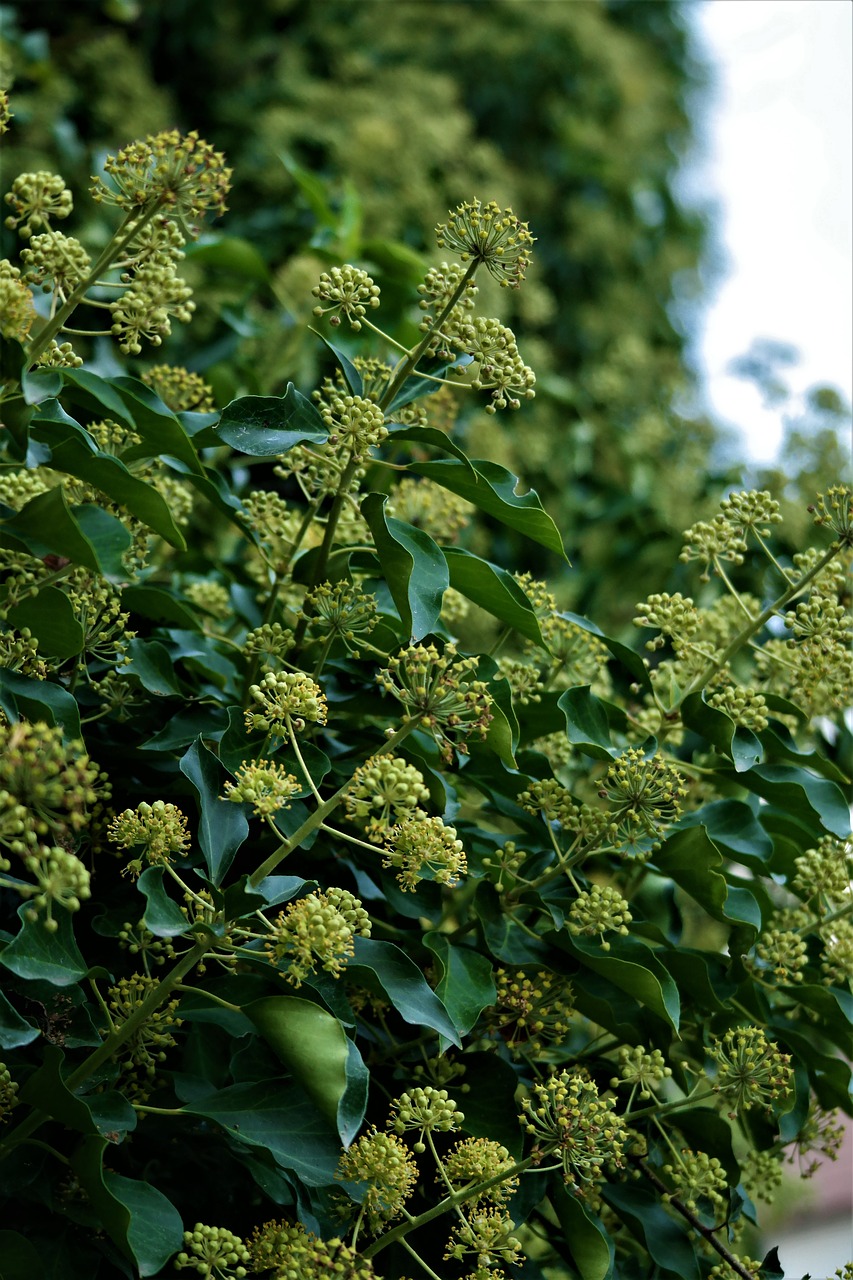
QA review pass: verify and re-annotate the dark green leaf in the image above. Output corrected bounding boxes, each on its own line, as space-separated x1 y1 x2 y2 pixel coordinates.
603 1182 699 1280
682 692 762 772
310 329 364 395
653 827 763 931
361 492 448 639
760 722 849 783
0 1232 43 1280
29 404 187 546
349 936 460 1045
474 881 551 965
122 585 202 631
0 904 87 985
22 368 62 404
183 1079 343 1185
246 996 368 1144
137 868 191 938
109 375 204 473
448 1052 523 1157
386 352 473 412
676 799 773 871
562 933 681 1029
59 368 138 428
214 386 329 455
481 656 519 768
386 423 475 471
0 989 39 1048
72 1135 183 1277
1 487 130 575
7 586 85 660
558 685 618 760
423 934 496 1042
444 547 544 644
0 669 82 738
180 738 250 885
407 458 566 557
19 1044 136 1140
552 1184 613 1280
738 765 850 839
125 638 184 696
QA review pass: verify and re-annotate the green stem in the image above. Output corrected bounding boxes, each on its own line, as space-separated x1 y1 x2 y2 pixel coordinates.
636 1158 755 1280
362 1156 535 1259
399 1237 445 1280
670 543 841 711
0 938 210 1161
286 714 323 802
625 1086 716 1123
172 985 243 1015
247 718 418 886
292 455 361 645
378 259 478 411
26 204 164 366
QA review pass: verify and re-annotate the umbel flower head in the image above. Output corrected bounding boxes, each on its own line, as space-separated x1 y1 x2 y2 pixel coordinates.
312 264 380 330
388 1085 463 1151
245 670 328 733
376 642 493 762
265 888 371 987
4 172 73 237
661 1148 728 1214
444 1207 523 1272
174 1223 250 1277
17 846 91 932
486 968 575 1058
568 883 632 950
337 1126 419 1234
249 1220 376 1280
344 754 430 843
0 720 103 846
519 1070 627 1187
436 199 535 288
91 130 232 226
444 1137 519 1206
223 761 301 818
602 748 688 855
108 800 191 877
383 815 467 891
709 1025 793 1113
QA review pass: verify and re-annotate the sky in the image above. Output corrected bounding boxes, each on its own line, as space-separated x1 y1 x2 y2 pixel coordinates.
688 0 853 463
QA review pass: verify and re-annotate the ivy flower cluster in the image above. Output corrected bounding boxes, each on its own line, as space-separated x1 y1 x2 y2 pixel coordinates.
519 1070 628 1187
435 199 535 288
486 968 575 1058
4 171 73 237
264 888 371 987
312 265 380 330
108 800 191 877
382 814 467 891
661 1149 728 1214
174 1223 250 1277
248 1220 376 1280
568 883 632 949
709 1026 793 1113
443 1138 519 1206
318 393 388 459
344 754 430 843
388 1085 463 1151
336 1127 419 1233
244 670 328 733
610 1045 672 1099
91 129 232 223
223 761 301 818
603 748 688 854
376 642 493 762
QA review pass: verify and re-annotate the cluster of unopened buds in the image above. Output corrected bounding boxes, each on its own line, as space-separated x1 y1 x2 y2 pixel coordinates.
264 888 371 987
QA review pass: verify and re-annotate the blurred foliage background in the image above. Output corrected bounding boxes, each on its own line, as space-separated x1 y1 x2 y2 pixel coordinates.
1 0 847 629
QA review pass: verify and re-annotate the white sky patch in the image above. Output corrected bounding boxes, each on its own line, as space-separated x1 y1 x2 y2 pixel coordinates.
688 0 853 463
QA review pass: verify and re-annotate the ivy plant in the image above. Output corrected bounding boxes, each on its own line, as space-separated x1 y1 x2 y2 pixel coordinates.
0 128 851 1280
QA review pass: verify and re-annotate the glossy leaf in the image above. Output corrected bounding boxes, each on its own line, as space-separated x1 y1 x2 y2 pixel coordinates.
310 329 364 395
0 1232 43 1280
349 936 460 1045
361 492 448 639
562 933 681 1030
653 827 763 931
125 638 184 696
0 990 39 1049
0 668 82 738
385 422 475 471
183 1079 343 1185
7 587 85 660
108 375 204 473
214 385 329 455
738 765 850 839
444 547 544 644
122 585 202 631
137 868 191 938
553 1184 613 1280
19 1045 136 1140
72 1136 183 1277
682 692 762 772
558 685 618 760
407 457 566 557
676 799 772 871
246 996 368 1144
447 1051 524 1157
423 934 496 1041
1 486 131 576
0 905 88 985
603 1182 699 1280
180 737 250 885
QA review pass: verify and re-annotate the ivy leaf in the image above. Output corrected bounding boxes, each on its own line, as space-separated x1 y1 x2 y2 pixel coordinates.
423 934 496 1044
185 235 270 282
558 685 618 760
108 375 204 474
552 1184 614 1280
0 1232 43 1280
1 487 131 576
474 882 551 965
125 638 184 696
246 996 368 1145
738 765 850 839
309 329 364 395
561 933 681 1030
0 990 40 1049
443 547 544 644
349 937 460 1046
385 423 476 472
6 587 86 660
653 827 763 932
0 905 88 985
122 585 203 632
137 868 192 938
180 738 250 885
361 493 448 639
0 669 82 738
19 1044 137 1140
603 1182 699 1280
447 1051 524 1157
72 1135 183 1277
676 799 773 871
406 457 566 557
213 386 329 455
386 353 473 413
29 402 187 547
183 1079 343 1185
682 692 762 772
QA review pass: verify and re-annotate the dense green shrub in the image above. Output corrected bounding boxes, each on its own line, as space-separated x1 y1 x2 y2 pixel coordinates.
0 123 851 1280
